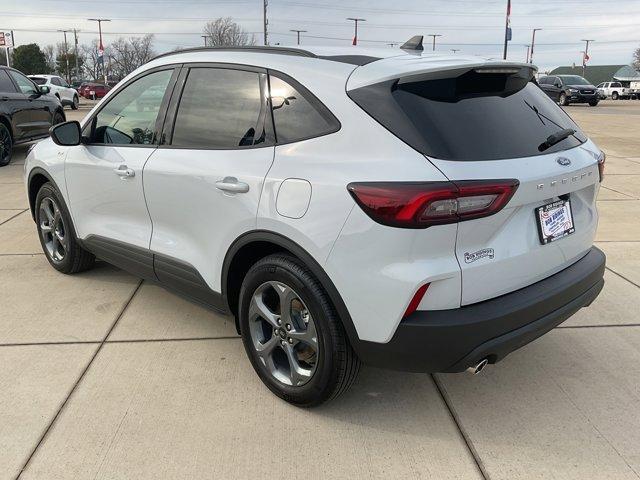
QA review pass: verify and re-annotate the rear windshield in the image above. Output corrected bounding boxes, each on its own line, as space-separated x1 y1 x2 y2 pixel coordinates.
30 77 47 85
348 70 587 161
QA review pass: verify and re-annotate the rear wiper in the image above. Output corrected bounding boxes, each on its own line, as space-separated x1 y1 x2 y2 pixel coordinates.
538 128 576 152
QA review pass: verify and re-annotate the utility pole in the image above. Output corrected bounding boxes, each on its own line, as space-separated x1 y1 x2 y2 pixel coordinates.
347 18 366 46
58 30 70 84
503 0 511 60
88 18 110 84
451 48 460 54
427 34 442 51
73 29 80 81
529 28 542 64
581 39 594 77
263 0 268 45
289 29 307 45
201 35 208 46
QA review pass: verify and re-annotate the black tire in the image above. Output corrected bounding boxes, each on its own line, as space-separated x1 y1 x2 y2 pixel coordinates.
589 100 599 107
612 91 619 100
559 92 569 106
35 182 95 274
52 111 65 126
71 95 79 110
239 254 360 407
0 122 12 167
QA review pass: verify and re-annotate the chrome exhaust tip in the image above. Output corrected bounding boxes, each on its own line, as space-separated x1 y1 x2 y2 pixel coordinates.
466 358 489 375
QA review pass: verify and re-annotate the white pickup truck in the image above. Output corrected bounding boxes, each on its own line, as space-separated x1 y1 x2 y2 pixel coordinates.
596 81 634 100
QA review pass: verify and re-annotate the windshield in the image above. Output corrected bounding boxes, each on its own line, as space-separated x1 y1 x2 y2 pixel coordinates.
349 72 587 161
558 75 591 85
30 77 47 85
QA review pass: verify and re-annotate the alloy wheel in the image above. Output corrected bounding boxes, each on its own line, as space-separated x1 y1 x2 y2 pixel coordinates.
39 196 67 263
0 125 11 162
248 281 319 387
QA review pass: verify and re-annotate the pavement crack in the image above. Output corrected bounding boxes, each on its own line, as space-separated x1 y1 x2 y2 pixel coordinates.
605 266 640 290
14 279 144 480
430 374 490 480
0 209 28 227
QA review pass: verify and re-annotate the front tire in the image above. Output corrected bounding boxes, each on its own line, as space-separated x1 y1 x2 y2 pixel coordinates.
53 111 65 126
589 100 599 107
239 254 360 407
71 95 79 110
35 182 95 274
559 92 569 106
0 122 12 167
612 91 619 100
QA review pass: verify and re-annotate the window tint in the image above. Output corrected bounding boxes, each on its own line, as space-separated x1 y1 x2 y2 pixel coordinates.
8 71 38 95
611 82 622 87
349 73 587 161
85 69 172 145
51 77 62 86
172 68 266 149
538 76 549 85
269 75 338 143
30 77 47 85
0 70 16 93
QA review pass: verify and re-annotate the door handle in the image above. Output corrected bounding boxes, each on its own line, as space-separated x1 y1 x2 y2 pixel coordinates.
114 165 135 178
215 177 250 194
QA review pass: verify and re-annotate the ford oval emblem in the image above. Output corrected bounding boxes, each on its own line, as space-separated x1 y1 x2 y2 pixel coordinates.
557 157 572 167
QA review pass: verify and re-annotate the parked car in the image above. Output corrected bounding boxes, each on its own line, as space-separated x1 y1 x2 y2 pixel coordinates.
539 74 599 106
79 83 111 99
595 81 631 100
25 41 605 406
29 75 79 110
0 66 65 166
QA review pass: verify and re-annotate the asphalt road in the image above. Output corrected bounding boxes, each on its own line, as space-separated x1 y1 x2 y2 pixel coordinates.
1 98 639 480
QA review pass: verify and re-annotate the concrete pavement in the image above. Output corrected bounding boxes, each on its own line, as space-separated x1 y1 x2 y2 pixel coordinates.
1 99 639 480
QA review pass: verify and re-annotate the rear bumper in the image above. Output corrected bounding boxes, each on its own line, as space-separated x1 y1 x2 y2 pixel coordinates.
353 246 605 373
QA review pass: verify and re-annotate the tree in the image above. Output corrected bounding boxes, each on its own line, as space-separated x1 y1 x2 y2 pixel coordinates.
80 40 107 80
203 17 255 47
633 46 640 70
108 34 155 79
43 45 56 73
11 44 49 74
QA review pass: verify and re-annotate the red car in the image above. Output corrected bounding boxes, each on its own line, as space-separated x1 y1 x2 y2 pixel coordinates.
80 83 111 99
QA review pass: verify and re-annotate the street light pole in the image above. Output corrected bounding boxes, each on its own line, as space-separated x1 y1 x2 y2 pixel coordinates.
289 29 307 45
58 30 70 84
581 39 594 77
347 18 366 46
87 18 111 84
427 34 442 51
450 49 460 54
529 28 542 64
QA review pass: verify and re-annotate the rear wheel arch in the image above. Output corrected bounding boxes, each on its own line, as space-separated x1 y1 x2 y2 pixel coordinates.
222 231 361 350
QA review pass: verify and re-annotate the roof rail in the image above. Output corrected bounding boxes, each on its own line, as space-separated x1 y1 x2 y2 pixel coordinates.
150 45 318 62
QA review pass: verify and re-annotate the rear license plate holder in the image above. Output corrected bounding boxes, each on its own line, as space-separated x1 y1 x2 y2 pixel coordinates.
535 199 575 245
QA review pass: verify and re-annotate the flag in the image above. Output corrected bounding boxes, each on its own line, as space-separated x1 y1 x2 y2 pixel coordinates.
352 36 357 46
583 52 590 63
97 40 104 65
506 0 512 41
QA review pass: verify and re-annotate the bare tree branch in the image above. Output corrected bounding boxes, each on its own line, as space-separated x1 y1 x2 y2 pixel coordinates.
203 18 256 47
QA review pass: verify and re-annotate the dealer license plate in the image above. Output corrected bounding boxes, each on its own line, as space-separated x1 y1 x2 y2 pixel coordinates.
535 199 575 245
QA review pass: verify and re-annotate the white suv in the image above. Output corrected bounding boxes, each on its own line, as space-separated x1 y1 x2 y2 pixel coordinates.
25 39 606 406
29 75 79 109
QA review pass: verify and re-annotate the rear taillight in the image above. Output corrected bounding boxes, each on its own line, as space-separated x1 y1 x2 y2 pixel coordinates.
347 179 519 228
597 151 606 182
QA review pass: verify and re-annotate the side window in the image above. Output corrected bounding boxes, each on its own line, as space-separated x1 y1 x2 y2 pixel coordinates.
8 71 38 95
0 70 17 93
84 69 173 146
171 68 266 149
538 77 549 85
51 77 62 86
269 75 339 144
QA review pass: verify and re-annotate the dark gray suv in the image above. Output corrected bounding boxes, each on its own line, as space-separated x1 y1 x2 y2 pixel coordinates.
0 66 65 166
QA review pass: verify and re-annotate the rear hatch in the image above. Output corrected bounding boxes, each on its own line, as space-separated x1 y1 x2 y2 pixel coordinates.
348 59 602 305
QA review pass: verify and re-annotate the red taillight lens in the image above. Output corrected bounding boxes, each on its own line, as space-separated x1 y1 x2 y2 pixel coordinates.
347 179 519 228
598 151 606 182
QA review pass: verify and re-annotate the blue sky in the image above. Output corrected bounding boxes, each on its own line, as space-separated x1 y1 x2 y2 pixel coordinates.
2 0 639 72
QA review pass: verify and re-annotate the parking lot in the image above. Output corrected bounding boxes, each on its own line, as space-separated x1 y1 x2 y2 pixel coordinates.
1 99 639 480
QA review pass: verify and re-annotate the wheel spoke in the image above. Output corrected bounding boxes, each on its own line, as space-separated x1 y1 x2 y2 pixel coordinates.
249 294 280 328
288 319 317 349
55 230 66 248
283 343 311 386
42 200 55 223
272 282 297 325
40 222 52 234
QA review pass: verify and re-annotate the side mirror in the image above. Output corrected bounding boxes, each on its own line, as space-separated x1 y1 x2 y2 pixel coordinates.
39 85 51 95
50 121 82 146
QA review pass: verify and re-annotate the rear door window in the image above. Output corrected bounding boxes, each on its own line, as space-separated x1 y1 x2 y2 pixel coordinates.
8 71 38 95
0 70 16 93
171 67 268 149
349 69 587 161
30 77 47 86
268 75 339 144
